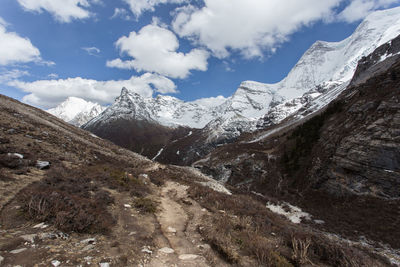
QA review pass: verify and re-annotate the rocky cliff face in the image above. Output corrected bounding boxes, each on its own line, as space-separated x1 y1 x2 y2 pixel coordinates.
193 40 400 250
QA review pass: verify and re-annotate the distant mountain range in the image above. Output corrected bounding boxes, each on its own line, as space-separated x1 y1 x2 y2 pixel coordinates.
49 7 400 163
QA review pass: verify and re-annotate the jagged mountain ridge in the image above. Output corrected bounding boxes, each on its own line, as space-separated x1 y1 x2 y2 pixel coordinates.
85 7 400 138
47 97 105 127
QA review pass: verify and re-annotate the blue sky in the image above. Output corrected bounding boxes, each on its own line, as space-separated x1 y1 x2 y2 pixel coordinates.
1 0 399 109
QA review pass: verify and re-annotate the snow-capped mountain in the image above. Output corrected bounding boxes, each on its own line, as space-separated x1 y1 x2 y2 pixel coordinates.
85 87 226 129
84 7 400 156
211 7 400 136
48 97 106 127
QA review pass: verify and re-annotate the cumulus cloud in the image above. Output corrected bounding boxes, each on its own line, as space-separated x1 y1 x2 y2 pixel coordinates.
82 46 101 56
0 20 46 65
9 73 177 108
172 0 345 59
106 24 209 79
338 0 399 22
123 0 187 17
16 0 100 23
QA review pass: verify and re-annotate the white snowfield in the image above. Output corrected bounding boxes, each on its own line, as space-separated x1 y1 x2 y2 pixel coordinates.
47 97 105 127
54 8 400 141
266 202 311 224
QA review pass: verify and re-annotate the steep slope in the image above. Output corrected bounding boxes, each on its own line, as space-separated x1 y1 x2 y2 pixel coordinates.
47 96 105 127
2 94 390 266
194 40 400 256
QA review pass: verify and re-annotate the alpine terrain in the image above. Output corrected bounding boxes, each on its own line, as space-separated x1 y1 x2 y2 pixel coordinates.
80 7 400 165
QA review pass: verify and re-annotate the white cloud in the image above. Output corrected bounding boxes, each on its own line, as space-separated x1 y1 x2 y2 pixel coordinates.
0 21 44 65
9 73 177 108
48 73 59 79
172 0 344 59
16 0 101 23
0 69 30 84
82 46 101 56
338 0 398 22
123 0 187 17
106 24 209 79
111 8 133 20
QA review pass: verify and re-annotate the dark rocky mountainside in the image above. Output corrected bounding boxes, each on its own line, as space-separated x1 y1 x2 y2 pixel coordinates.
194 37 400 252
2 94 393 266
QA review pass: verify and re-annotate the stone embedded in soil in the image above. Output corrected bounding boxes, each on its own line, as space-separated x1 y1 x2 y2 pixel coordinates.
10 248 27 254
51 260 61 266
33 222 48 229
141 247 153 254
21 234 37 243
166 226 177 233
158 247 175 254
178 254 199 260
80 238 96 244
36 160 50 170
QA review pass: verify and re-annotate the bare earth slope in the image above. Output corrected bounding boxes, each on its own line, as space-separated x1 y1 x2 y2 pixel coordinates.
0 94 394 266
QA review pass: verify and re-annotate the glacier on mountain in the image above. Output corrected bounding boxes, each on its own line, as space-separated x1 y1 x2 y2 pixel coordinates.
70 7 400 142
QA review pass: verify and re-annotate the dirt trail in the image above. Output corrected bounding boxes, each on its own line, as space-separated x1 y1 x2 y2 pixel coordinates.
147 181 228 267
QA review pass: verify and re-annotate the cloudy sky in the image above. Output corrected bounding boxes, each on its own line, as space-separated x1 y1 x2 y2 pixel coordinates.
0 0 399 108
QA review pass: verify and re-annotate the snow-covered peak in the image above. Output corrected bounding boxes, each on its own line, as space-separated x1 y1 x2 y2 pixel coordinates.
48 97 106 126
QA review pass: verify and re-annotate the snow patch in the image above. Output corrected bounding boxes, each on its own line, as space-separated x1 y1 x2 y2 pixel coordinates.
152 148 164 161
266 202 311 224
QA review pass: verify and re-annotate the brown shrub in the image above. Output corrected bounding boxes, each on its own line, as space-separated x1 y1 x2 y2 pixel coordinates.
18 167 115 233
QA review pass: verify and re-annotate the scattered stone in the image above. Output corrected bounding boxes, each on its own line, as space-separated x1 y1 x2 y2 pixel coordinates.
314 219 325 224
201 208 207 212
99 263 110 267
128 232 136 236
141 247 153 254
33 222 48 229
51 260 61 267
21 234 37 243
166 227 176 233
7 153 23 159
39 232 68 240
6 129 15 134
82 245 95 251
158 247 175 254
197 244 211 250
179 254 199 260
10 248 27 254
0 255 4 265
36 160 50 170
80 238 96 245
124 204 132 208
84 256 93 262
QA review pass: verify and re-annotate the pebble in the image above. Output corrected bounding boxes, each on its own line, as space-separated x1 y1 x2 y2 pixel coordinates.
124 204 132 208
158 247 175 254
36 161 50 170
178 254 199 260
80 238 96 244
141 247 153 254
166 227 177 233
7 153 23 159
10 248 27 254
33 222 48 229
51 260 61 266
21 234 37 243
